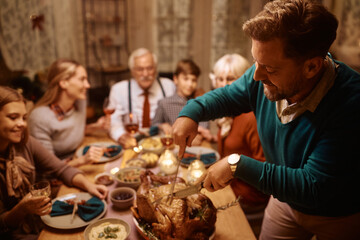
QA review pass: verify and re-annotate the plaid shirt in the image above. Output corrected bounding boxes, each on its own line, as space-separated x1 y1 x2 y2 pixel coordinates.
50 104 65 121
152 93 209 128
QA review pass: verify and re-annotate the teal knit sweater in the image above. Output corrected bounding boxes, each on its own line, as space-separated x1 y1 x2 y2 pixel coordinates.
179 59 360 217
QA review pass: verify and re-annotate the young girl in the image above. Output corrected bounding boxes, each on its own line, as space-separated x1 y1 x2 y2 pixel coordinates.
0 86 108 239
28 59 107 167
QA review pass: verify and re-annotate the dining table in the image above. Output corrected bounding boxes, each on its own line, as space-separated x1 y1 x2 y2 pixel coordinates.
38 132 256 240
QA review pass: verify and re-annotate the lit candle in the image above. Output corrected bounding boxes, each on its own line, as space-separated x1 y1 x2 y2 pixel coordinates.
187 160 206 184
159 150 178 175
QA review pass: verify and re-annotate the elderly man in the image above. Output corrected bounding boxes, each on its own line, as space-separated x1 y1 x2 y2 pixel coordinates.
173 0 360 239
109 48 175 147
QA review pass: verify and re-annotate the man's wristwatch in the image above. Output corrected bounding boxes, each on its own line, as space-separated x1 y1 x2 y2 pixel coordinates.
228 153 241 175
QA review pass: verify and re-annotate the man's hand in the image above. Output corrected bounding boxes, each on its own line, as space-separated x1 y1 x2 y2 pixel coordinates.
172 117 199 158
203 156 234 192
118 133 137 148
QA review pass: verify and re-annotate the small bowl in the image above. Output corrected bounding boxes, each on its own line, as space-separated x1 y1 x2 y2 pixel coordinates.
140 152 159 168
84 217 131 240
94 173 114 186
139 137 164 154
125 158 147 168
110 187 136 210
113 167 145 189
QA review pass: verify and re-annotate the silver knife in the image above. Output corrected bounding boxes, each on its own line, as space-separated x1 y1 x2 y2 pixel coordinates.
168 153 182 204
152 181 241 211
152 181 204 204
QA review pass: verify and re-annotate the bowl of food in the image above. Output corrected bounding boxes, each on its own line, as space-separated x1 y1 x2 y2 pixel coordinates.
139 137 164 154
110 187 136 210
113 167 145 189
84 217 130 240
140 152 159 168
124 158 147 168
94 173 114 186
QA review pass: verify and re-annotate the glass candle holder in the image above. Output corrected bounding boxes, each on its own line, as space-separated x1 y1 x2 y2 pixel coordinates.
158 149 178 175
187 160 206 185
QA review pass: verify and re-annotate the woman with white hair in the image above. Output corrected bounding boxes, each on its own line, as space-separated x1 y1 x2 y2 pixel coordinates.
211 54 269 212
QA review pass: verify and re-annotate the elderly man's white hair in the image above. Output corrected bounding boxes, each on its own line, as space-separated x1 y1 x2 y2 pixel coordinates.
128 48 158 69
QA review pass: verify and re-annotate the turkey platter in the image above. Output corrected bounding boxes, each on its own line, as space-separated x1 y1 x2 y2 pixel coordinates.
131 170 217 240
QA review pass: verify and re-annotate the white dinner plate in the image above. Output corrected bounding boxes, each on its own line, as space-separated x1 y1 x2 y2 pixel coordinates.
41 192 107 229
173 146 220 167
75 141 122 163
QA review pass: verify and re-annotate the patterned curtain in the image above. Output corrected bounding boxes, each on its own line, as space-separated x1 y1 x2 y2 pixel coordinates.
0 0 84 74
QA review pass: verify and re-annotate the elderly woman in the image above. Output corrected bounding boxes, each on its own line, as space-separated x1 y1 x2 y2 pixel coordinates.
0 86 108 240
28 59 106 167
211 54 269 212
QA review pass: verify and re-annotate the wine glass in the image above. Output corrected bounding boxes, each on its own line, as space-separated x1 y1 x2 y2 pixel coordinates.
123 113 142 152
103 97 115 116
124 113 139 135
160 132 174 149
30 180 51 197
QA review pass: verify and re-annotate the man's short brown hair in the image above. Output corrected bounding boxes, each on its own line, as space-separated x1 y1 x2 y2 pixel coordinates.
243 0 338 60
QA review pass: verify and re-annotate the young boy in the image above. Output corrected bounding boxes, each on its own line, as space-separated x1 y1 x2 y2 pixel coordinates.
152 59 212 144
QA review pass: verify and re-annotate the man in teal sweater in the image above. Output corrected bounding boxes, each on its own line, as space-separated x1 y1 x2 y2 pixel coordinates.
173 0 360 239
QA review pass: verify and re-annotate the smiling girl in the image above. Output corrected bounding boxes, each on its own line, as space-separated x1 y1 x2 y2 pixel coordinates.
0 86 108 239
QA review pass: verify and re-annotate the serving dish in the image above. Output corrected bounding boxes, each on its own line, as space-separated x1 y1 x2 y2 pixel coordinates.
132 217 215 240
84 218 131 240
94 173 114 185
124 157 147 168
138 137 164 154
113 167 146 189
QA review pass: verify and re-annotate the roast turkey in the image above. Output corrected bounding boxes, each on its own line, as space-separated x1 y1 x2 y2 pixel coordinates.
132 170 216 240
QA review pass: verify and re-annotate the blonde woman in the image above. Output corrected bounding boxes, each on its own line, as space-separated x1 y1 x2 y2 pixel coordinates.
211 54 269 212
28 59 106 167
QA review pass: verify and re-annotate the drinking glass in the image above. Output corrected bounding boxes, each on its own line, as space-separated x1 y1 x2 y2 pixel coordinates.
30 180 51 197
123 113 142 152
160 133 174 149
103 97 115 116
124 113 139 135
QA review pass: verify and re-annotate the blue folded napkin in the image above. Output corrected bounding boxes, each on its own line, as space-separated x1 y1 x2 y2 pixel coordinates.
181 152 217 165
50 196 104 222
149 126 159 136
82 145 122 158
